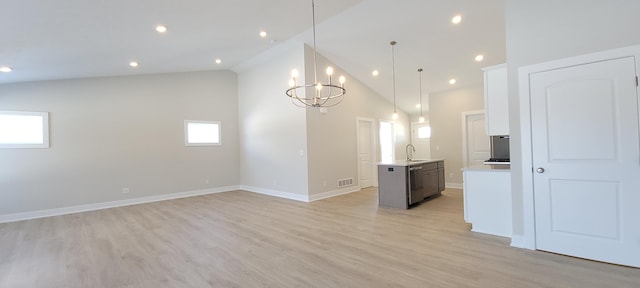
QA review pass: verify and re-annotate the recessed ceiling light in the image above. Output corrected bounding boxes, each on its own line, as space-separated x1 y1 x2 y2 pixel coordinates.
155 25 167 33
0 66 12 73
215 59 222 64
129 61 139 67
449 78 457 85
259 31 267 38
475 54 484 62
452 15 463 24
416 104 421 109
372 70 379 76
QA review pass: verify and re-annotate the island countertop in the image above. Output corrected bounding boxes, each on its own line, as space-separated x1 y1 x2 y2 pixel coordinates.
377 159 444 167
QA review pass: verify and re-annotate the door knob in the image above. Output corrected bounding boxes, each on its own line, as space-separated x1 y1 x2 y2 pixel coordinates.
536 167 545 173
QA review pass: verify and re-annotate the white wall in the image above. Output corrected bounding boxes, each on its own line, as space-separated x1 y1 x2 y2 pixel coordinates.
428 84 485 185
0 39 412 217
505 0 640 236
0 71 239 215
304 45 410 197
237 42 310 198
237 42 410 199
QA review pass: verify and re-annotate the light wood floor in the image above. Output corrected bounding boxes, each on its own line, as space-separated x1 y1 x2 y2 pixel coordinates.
1 188 638 287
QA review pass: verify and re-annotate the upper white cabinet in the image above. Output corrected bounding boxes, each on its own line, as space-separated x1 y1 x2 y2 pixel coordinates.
482 64 509 135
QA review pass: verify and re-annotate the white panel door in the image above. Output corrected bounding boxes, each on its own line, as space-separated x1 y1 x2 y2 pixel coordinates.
358 120 373 188
411 122 431 160
530 56 640 267
464 113 490 167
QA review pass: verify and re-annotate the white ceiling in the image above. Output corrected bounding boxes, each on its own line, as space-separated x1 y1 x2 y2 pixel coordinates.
0 0 505 115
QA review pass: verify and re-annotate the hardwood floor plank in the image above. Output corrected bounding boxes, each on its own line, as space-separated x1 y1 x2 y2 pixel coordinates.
0 188 638 287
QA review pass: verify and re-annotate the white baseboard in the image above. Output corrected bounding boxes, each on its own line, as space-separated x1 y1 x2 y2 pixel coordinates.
471 228 512 239
1 184 365 223
510 234 526 248
240 185 310 202
0 185 240 224
309 186 360 202
446 182 463 189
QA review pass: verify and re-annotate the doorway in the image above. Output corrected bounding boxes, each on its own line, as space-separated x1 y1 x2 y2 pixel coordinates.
462 111 490 168
410 122 431 160
520 48 640 267
379 121 395 164
356 118 376 189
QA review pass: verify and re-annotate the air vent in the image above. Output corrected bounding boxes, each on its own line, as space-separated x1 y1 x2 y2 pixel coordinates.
337 178 354 188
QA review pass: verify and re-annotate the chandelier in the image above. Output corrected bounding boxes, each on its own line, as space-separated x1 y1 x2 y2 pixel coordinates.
286 0 346 108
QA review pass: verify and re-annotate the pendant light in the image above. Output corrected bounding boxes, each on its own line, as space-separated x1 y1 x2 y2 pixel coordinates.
286 0 346 108
390 41 398 120
418 68 425 123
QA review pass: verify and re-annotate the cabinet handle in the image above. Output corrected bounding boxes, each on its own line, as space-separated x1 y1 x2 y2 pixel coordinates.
410 166 423 171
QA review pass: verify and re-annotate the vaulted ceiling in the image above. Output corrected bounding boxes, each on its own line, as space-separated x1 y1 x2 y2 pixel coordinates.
0 0 505 114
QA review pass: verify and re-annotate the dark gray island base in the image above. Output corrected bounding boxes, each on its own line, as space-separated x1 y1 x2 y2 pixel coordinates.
377 160 445 209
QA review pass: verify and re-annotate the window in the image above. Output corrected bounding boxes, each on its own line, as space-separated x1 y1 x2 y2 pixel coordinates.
0 110 49 149
417 126 431 139
184 120 221 146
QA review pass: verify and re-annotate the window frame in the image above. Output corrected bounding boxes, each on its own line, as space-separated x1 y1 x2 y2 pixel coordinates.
0 110 50 149
184 120 221 146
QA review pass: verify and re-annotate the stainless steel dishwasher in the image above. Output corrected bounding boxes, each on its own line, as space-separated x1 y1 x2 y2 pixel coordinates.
408 165 425 205
409 162 440 205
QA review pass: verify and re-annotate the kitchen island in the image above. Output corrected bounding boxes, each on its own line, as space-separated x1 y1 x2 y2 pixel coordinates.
377 159 445 209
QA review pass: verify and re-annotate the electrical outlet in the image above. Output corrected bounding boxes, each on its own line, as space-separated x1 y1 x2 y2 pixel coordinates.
122 187 130 194
205 179 210 184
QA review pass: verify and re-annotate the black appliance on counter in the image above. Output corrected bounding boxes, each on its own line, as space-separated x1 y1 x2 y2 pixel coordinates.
484 135 510 165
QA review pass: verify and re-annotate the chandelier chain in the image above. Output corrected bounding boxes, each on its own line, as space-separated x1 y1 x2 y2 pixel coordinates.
312 0 318 85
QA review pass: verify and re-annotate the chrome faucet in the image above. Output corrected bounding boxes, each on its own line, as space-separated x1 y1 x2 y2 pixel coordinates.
406 144 416 161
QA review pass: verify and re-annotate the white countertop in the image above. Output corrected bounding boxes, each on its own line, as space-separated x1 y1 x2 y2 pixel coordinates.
378 159 444 167
462 164 510 172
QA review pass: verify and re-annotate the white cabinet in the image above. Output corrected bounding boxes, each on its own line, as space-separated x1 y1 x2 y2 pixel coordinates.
482 64 509 135
463 168 511 238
